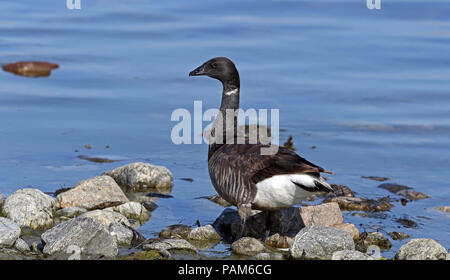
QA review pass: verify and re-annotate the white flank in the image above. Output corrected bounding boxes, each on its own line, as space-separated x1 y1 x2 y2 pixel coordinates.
224 89 238 96
253 174 325 209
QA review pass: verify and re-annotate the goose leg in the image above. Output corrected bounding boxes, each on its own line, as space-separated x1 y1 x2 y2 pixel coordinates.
263 211 272 242
236 203 252 240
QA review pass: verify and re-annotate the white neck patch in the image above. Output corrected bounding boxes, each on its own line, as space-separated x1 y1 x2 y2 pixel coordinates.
224 89 239 96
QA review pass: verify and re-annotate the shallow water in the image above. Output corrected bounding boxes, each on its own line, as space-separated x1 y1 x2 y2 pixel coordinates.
0 0 449 258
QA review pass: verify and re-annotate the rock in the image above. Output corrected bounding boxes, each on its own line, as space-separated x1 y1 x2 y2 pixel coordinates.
333 223 360 240
2 188 56 230
105 201 150 222
357 232 391 250
396 218 418 228
395 238 447 260
318 184 355 198
396 190 429 200
79 209 131 229
0 247 37 260
289 226 355 260
389 231 410 241
377 183 412 193
231 237 266 256
54 206 87 221
159 224 191 239
265 233 294 248
331 250 376 260
14 238 30 252
119 250 166 260
109 222 134 246
249 252 285 260
103 162 173 192
200 194 232 207
56 176 129 210
0 192 3 209
447 253 450 260
298 202 343 227
361 176 389 182
187 225 221 241
213 208 240 239
324 196 393 212
143 239 196 253
0 218 21 248
41 216 118 258
437 206 450 213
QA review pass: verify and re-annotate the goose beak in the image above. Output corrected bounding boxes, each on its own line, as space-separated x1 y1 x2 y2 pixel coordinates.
189 64 206 76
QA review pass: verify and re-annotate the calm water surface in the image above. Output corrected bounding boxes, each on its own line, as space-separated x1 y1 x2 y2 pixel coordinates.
0 0 449 258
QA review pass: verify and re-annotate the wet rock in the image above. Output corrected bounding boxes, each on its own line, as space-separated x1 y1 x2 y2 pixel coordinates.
54 206 87 221
77 155 118 163
105 201 150 223
159 224 192 239
143 239 196 253
2 61 59 78
213 208 240 239
377 183 412 193
324 196 393 212
200 194 232 207
289 226 355 260
265 233 293 248
14 238 30 252
0 248 38 260
389 231 410 241
79 209 130 229
318 184 355 198
119 250 166 260
356 232 392 251
103 162 173 192
331 250 376 260
231 237 266 256
436 206 450 213
187 225 221 241
396 218 418 228
249 252 286 260
0 218 21 248
2 188 56 230
56 176 129 210
396 190 429 200
361 176 389 182
41 216 118 258
109 222 134 246
333 223 360 241
395 238 447 260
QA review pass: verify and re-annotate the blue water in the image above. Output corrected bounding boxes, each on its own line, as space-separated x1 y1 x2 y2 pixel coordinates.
0 0 449 258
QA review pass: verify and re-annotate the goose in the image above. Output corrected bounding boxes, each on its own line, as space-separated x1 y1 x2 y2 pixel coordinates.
189 57 334 238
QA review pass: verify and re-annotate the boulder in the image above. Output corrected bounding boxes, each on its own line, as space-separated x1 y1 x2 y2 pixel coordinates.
105 201 150 222
143 239 196 253
298 202 343 227
213 208 240 240
231 237 266 256
79 209 130 229
188 225 221 241
54 206 87 222
331 250 376 260
103 162 173 192
333 223 360 240
109 222 134 246
289 226 355 260
2 188 56 230
41 216 118 258
14 238 30 252
56 176 128 210
395 238 447 260
0 218 21 248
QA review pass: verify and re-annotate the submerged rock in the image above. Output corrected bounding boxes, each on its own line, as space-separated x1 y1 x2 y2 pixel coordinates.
324 196 393 212
103 162 173 192
331 250 376 260
361 176 390 182
159 224 192 239
41 216 118 258
395 238 447 260
231 237 266 256
56 176 129 210
105 201 150 223
187 225 221 241
396 190 429 200
389 231 410 241
377 183 412 193
436 206 450 213
0 218 21 248
2 61 59 78
396 217 418 228
356 232 392 251
289 226 355 260
2 188 56 230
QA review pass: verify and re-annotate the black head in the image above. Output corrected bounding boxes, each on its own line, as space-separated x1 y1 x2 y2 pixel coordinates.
189 57 239 88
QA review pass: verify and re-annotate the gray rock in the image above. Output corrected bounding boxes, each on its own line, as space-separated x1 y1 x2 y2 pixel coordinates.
188 225 221 241
160 224 191 239
249 252 285 260
14 238 30 252
231 237 266 256
0 247 36 260
143 239 196 253
55 206 87 221
105 201 150 223
79 209 131 229
289 226 355 260
103 162 173 192
109 222 134 246
331 250 376 260
2 188 56 230
41 216 118 258
56 176 129 210
0 218 21 248
447 252 450 260
213 208 240 238
357 232 392 250
395 238 447 260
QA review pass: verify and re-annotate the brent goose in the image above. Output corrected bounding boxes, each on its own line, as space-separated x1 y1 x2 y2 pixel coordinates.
189 57 333 236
